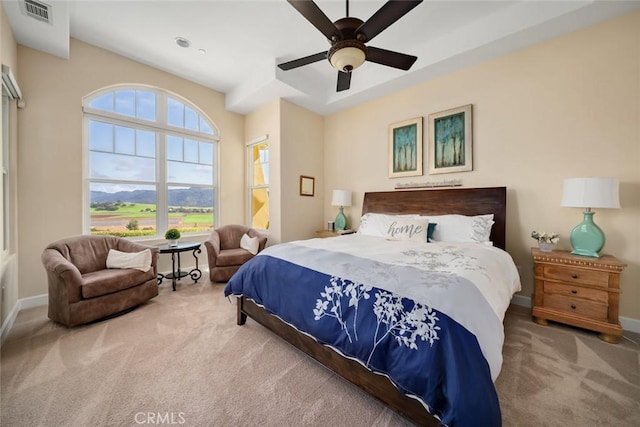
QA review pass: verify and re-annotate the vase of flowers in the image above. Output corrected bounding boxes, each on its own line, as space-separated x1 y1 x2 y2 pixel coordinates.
531 230 559 252
165 228 181 247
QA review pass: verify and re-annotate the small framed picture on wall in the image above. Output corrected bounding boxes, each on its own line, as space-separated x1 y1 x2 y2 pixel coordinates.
299 175 315 196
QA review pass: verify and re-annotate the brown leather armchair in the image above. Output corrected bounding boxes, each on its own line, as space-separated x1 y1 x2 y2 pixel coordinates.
41 235 159 327
204 225 267 282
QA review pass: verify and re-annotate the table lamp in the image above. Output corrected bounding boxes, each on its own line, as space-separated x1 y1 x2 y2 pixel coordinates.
331 189 352 231
560 177 620 257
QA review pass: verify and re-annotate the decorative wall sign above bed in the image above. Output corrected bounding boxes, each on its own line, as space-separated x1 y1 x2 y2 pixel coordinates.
388 117 423 178
428 104 473 174
395 179 462 189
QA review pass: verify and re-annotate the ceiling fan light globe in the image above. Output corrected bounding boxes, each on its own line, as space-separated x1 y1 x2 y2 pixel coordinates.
330 47 366 72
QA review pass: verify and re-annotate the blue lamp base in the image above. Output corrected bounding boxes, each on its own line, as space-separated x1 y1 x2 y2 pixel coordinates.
570 211 605 258
335 206 347 231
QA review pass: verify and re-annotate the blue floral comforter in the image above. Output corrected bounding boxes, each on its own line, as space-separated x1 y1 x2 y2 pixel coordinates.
224 235 521 427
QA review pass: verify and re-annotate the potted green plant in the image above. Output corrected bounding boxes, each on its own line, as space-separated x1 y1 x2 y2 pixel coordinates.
165 228 181 247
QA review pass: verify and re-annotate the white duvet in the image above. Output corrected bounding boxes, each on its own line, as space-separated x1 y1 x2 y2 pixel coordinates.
265 234 522 380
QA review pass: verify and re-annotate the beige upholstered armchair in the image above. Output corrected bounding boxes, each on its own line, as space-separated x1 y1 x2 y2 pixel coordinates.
41 235 159 327
204 225 267 282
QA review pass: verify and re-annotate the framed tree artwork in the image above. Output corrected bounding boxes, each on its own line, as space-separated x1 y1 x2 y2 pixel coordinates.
388 117 423 178
428 104 473 174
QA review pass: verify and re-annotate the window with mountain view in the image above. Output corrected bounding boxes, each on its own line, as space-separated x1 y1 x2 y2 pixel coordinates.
84 87 219 238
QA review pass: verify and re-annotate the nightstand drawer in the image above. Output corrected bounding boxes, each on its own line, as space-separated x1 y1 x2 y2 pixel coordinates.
543 265 609 287
543 282 608 304
544 293 608 321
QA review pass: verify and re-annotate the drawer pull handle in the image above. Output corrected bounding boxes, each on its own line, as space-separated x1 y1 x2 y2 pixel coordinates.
571 304 577 310
571 289 577 294
571 274 578 279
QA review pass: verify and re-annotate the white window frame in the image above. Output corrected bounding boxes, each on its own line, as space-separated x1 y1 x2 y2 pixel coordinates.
1 64 20 254
246 135 269 231
2 91 10 252
82 85 220 238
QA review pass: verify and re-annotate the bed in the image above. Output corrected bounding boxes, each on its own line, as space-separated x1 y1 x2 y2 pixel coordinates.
224 187 520 426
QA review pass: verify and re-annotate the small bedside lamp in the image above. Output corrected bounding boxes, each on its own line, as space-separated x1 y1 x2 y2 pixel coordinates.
561 177 620 258
331 189 352 231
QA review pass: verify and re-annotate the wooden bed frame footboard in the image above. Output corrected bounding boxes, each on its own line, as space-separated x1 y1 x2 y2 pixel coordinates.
237 297 441 426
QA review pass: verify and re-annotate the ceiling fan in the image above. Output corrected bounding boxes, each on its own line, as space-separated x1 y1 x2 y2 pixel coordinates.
278 0 423 92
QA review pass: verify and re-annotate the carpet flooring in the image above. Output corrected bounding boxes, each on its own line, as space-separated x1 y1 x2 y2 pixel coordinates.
1 278 639 427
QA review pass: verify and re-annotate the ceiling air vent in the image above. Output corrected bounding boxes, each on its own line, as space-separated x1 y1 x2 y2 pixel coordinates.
20 0 51 24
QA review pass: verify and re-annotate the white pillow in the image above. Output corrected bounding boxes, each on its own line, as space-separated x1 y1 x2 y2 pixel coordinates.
240 233 259 255
106 249 152 272
429 214 494 243
358 213 422 237
385 217 429 242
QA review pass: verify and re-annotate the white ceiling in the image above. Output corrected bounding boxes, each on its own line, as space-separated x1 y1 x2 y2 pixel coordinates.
4 0 640 116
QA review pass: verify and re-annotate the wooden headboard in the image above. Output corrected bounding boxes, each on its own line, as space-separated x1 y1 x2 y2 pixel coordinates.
362 187 507 250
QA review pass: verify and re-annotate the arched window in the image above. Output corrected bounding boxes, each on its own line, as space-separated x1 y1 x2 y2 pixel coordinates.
83 85 219 238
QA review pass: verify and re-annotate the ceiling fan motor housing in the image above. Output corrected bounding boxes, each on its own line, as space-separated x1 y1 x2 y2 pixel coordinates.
328 17 367 72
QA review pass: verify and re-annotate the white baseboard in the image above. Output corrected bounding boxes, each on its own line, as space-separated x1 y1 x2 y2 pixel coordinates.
510 294 532 309
0 300 20 344
620 316 640 335
1 293 48 344
510 294 640 334
20 293 48 310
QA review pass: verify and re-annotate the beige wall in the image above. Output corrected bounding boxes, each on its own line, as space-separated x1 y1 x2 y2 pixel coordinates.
324 11 640 321
244 99 324 245
16 38 245 299
280 99 324 242
0 4 20 327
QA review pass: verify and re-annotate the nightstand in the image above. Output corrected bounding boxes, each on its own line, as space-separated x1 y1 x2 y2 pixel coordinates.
531 248 627 343
315 230 340 238
315 229 354 238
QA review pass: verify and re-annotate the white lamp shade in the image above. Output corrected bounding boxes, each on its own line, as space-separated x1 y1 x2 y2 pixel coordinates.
330 47 366 72
561 177 620 209
331 189 352 207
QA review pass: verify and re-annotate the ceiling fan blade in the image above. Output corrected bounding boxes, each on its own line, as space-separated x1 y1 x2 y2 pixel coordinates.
278 51 328 71
356 0 423 43
337 71 351 92
287 0 341 41
366 46 417 71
